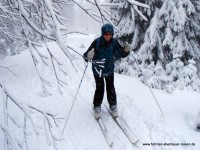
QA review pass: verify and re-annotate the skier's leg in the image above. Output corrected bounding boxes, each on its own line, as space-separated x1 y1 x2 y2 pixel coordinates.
105 74 116 106
105 74 118 117
93 75 105 107
105 74 117 106
93 75 105 119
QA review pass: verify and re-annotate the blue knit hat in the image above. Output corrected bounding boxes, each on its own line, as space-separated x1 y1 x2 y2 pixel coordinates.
101 23 114 35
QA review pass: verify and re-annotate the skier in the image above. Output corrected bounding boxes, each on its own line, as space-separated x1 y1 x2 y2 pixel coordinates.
83 23 131 119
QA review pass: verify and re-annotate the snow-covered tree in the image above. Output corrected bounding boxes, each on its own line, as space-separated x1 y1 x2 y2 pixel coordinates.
166 58 200 91
114 0 200 92
110 0 152 47
0 81 64 150
0 1 76 149
138 0 199 65
0 0 77 94
70 0 149 32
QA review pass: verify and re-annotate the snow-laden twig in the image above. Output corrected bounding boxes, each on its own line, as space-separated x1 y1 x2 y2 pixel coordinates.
13 0 55 40
74 0 149 33
32 44 49 66
46 115 63 141
29 40 52 94
23 115 29 150
127 0 150 8
29 105 63 128
72 0 101 23
0 81 64 149
94 0 105 23
44 116 52 146
93 0 119 30
43 38 67 94
132 5 148 21
2 87 9 150
19 13 52 95
43 111 64 147
0 121 21 150
63 31 89 36
43 0 75 61
7 112 22 128
0 64 17 75
0 27 21 41
1 82 36 134
147 76 172 89
99 3 119 7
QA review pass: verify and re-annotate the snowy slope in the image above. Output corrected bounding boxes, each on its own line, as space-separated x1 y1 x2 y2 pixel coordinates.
0 34 199 150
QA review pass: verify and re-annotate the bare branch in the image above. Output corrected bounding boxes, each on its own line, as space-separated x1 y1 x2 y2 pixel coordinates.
72 0 101 23
94 0 104 23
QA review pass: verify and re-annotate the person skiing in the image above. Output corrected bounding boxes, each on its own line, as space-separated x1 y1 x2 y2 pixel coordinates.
83 23 131 119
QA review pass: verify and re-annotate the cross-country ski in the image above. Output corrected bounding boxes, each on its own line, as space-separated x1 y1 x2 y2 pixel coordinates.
104 104 139 144
96 117 113 147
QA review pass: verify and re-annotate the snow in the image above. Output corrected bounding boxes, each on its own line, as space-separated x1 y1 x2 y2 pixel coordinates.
0 34 200 150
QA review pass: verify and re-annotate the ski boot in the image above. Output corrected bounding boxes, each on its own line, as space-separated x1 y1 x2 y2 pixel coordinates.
110 105 118 118
94 106 101 120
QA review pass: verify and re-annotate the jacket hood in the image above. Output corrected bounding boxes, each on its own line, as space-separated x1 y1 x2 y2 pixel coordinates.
101 23 114 36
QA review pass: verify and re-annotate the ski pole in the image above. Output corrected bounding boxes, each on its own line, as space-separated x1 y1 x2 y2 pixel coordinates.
132 54 164 117
61 62 89 138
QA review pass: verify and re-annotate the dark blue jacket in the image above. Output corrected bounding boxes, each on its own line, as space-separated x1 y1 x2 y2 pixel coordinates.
84 36 129 76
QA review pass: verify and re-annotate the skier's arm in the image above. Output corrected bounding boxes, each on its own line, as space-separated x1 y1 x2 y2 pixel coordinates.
113 40 130 59
83 40 95 62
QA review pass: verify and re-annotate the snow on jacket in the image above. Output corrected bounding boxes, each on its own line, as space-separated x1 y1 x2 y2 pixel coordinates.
84 36 129 76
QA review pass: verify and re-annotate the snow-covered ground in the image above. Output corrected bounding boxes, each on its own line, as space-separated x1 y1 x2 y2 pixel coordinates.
0 34 199 150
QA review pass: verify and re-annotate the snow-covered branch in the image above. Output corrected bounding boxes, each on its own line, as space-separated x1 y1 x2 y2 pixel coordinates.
42 0 75 61
0 64 17 75
0 121 21 150
127 0 150 9
132 5 148 21
43 39 67 94
1 0 77 94
93 0 118 29
72 0 101 23
0 82 64 149
72 0 150 36
14 0 55 40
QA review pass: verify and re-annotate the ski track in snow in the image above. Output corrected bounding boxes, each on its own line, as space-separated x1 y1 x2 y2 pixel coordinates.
0 34 199 150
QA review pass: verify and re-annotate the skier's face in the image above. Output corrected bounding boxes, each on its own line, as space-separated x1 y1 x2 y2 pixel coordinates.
104 32 112 42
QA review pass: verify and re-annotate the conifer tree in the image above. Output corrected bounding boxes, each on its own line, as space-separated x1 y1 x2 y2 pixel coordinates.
113 0 200 91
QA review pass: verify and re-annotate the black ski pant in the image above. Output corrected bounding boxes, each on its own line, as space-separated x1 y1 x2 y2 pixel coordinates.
93 74 117 107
